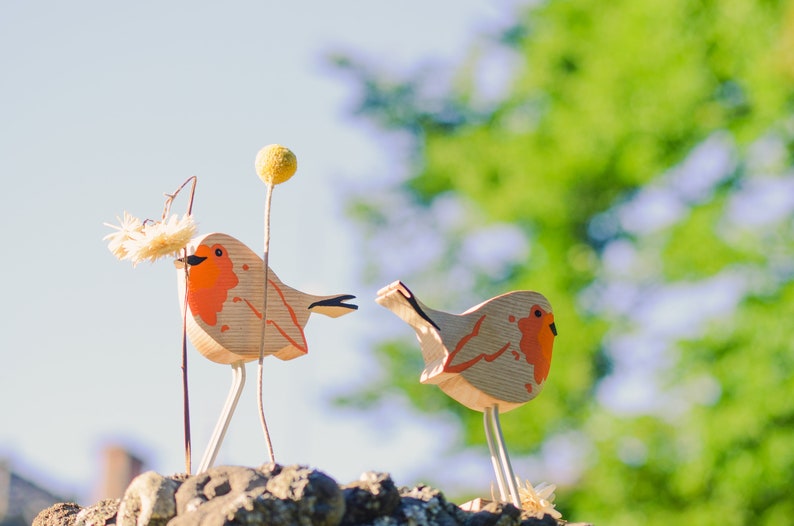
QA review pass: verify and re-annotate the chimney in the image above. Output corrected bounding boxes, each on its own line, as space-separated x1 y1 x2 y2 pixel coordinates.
0 459 10 519
96 445 144 500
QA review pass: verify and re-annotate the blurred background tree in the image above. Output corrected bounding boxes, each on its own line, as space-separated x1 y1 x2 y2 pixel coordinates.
333 0 794 524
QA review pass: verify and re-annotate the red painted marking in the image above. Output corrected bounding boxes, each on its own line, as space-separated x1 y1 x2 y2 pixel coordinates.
242 264 249 271
444 316 512 373
236 297 262 318
221 325 230 332
488 343 511 363
268 279 308 353
263 320 305 353
512 350 521 360
525 383 533 394
229 281 308 354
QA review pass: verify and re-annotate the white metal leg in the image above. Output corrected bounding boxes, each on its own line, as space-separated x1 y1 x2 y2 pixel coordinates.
198 361 246 473
484 404 521 507
484 406 509 502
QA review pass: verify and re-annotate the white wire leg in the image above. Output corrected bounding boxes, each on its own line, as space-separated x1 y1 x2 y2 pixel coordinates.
198 361 246 473
484 404 521 507
484 406 509 502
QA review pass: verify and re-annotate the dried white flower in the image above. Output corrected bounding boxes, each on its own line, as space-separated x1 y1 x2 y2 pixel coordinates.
517 480 562 519
125 213 197 265
103 211 143 261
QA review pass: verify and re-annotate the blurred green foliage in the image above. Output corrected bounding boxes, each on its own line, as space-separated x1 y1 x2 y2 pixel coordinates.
335 0 794 523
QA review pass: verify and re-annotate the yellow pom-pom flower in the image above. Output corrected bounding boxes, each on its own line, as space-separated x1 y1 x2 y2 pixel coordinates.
255 144 297 185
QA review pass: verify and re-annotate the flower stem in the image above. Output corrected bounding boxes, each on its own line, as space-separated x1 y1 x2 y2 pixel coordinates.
167 175 197 475
163 176 198 219
181 262 192 474
257 182 276 463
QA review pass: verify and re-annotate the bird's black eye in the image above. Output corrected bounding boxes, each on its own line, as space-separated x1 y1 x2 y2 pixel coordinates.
534 309 542 318
215 248 223 257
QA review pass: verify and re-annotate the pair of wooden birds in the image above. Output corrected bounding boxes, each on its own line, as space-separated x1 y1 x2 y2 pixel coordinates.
177 232 557 413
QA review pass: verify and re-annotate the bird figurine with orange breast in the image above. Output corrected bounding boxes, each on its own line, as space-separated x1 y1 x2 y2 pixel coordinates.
376 280 556 413
175 231 357 472
176 232 357 365
376 280 557 506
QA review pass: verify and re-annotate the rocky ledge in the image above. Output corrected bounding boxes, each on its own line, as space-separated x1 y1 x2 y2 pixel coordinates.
34 463 590 526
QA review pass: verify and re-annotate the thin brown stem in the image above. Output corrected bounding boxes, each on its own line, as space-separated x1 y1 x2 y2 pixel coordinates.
164 175 198 474
257 183 276 463
181 249 192 475
162 176 198 219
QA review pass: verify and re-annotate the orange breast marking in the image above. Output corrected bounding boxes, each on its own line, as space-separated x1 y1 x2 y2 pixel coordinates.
516 309 552 385
188 255 239 326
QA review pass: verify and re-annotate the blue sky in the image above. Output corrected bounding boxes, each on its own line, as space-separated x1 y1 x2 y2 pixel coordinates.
0 0 524 502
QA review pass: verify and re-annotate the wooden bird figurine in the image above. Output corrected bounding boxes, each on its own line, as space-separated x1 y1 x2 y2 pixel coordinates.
376 280 557 413
377 280 558 506
176 232 358 365
175 232 357 472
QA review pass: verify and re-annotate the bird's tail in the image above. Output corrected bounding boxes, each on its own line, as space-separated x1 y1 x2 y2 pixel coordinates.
375 281 440 331
377 281 452 381
308 294 358 318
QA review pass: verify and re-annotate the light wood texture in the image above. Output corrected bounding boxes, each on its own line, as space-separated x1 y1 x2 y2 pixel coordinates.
458 498 490 512
176 232 357 365
376 281 557 413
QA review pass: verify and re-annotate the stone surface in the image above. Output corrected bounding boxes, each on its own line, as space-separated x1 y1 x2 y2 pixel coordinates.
33 465 589 526
117 471 182 526
264 464 345 526
74 499 119 526
171 464 271 525
397 484 468 526
340 471 400 525
32 502 81 526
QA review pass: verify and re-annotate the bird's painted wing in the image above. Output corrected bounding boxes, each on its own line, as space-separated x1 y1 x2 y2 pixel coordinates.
442 313 513 373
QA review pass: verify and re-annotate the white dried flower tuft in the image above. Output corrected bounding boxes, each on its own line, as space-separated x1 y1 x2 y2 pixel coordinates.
103 211 144 261
105 213 196 266
517 480 562 520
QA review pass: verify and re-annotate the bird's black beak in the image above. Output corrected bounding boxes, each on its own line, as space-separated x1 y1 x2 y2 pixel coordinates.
175 254 207 269
185 255 207 266
550 322 558 336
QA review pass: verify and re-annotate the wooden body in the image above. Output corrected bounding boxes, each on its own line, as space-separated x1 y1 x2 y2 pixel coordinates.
176 232 357 365
376 281 556 413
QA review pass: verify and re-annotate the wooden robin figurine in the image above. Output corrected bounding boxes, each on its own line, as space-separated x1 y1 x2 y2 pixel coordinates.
376 280 557 506
175 232 357 472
